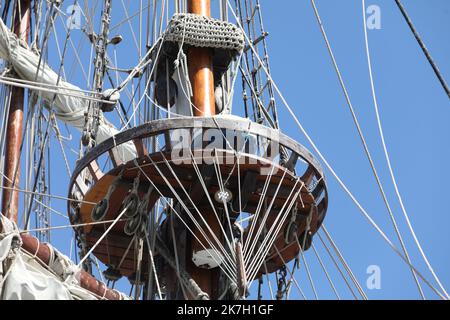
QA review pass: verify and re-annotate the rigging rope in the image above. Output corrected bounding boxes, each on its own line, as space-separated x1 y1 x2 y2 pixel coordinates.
22 218 129 233
24 1 81 231
321 227 368 300
362 0 450 299
165 13 244 52
0 184 96 205
227 0 448 300
309 0 424 298
311 242 340 299
295 241 319 300
394 0 450 99
133 159 238 282
77 202 131 268
143 233 163 300
317 231 359 299
2 0 447 300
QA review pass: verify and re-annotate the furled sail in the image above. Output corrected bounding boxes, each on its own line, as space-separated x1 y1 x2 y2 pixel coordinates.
0 19 136 161
0 216 108 300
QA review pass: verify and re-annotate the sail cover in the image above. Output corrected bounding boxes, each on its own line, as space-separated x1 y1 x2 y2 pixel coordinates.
0 216 104 300
0 19 136 161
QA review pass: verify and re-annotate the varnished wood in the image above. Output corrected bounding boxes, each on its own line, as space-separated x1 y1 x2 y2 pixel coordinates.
68 115 328 293
87 161 104 182
188 47 216 116
188 0 211 17
76 148 319 283
187 0 215 117
186 206 220 299
1 0 31 222
20 233 122 299
133 139 147 157
184 0 218 298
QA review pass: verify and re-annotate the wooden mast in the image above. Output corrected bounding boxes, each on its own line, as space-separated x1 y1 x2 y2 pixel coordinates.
188 0 215 116
184 0 219 299
1 0 31 222
0 1 124 300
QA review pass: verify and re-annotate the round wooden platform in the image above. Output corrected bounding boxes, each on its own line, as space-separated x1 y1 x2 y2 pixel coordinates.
67 116 328 280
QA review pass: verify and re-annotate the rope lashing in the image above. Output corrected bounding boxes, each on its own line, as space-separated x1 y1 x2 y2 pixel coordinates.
164 13 244 53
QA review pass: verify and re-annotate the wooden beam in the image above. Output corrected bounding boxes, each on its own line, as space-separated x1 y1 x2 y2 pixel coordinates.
184 0 219 299
187 0 215 117
1 0 31 222
20 233 122 300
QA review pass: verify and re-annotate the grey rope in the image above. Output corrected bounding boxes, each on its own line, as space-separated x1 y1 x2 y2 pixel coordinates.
310 0 424 298
165 13 244 52
317 232 358 299
226 0 448 299
321 227 368 300
363 0 450 299
394 0 450 99
311 242 340 299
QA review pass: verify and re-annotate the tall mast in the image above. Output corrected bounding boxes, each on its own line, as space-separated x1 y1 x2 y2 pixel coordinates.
1 0 31 222
188 0 215 116
82 0 113 147
185 0 218 299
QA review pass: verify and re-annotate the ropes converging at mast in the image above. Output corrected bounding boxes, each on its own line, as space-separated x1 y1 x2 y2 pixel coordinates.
0 0 448 301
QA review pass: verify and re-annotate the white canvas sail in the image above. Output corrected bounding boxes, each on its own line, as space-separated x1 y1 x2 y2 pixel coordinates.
0 19 136 161
0 216 106 300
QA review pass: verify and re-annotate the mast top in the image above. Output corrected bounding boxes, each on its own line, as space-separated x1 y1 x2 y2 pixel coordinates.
188 0 212 17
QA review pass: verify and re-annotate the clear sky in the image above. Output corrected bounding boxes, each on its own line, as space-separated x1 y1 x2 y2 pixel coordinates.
257 0 450 299
16 0 449 300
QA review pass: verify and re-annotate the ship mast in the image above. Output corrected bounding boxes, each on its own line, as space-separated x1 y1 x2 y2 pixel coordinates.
184 0 219 299
0 0 335 302
188 0 215 117
1 0 31 222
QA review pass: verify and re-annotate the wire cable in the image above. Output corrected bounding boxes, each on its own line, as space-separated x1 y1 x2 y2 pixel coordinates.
394 0 450 99
227 0 448 300
363 0 450 299
309 0 424 298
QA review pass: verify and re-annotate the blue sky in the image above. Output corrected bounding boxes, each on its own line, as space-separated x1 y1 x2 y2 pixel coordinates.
12 0 449 300
258 0 450 299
